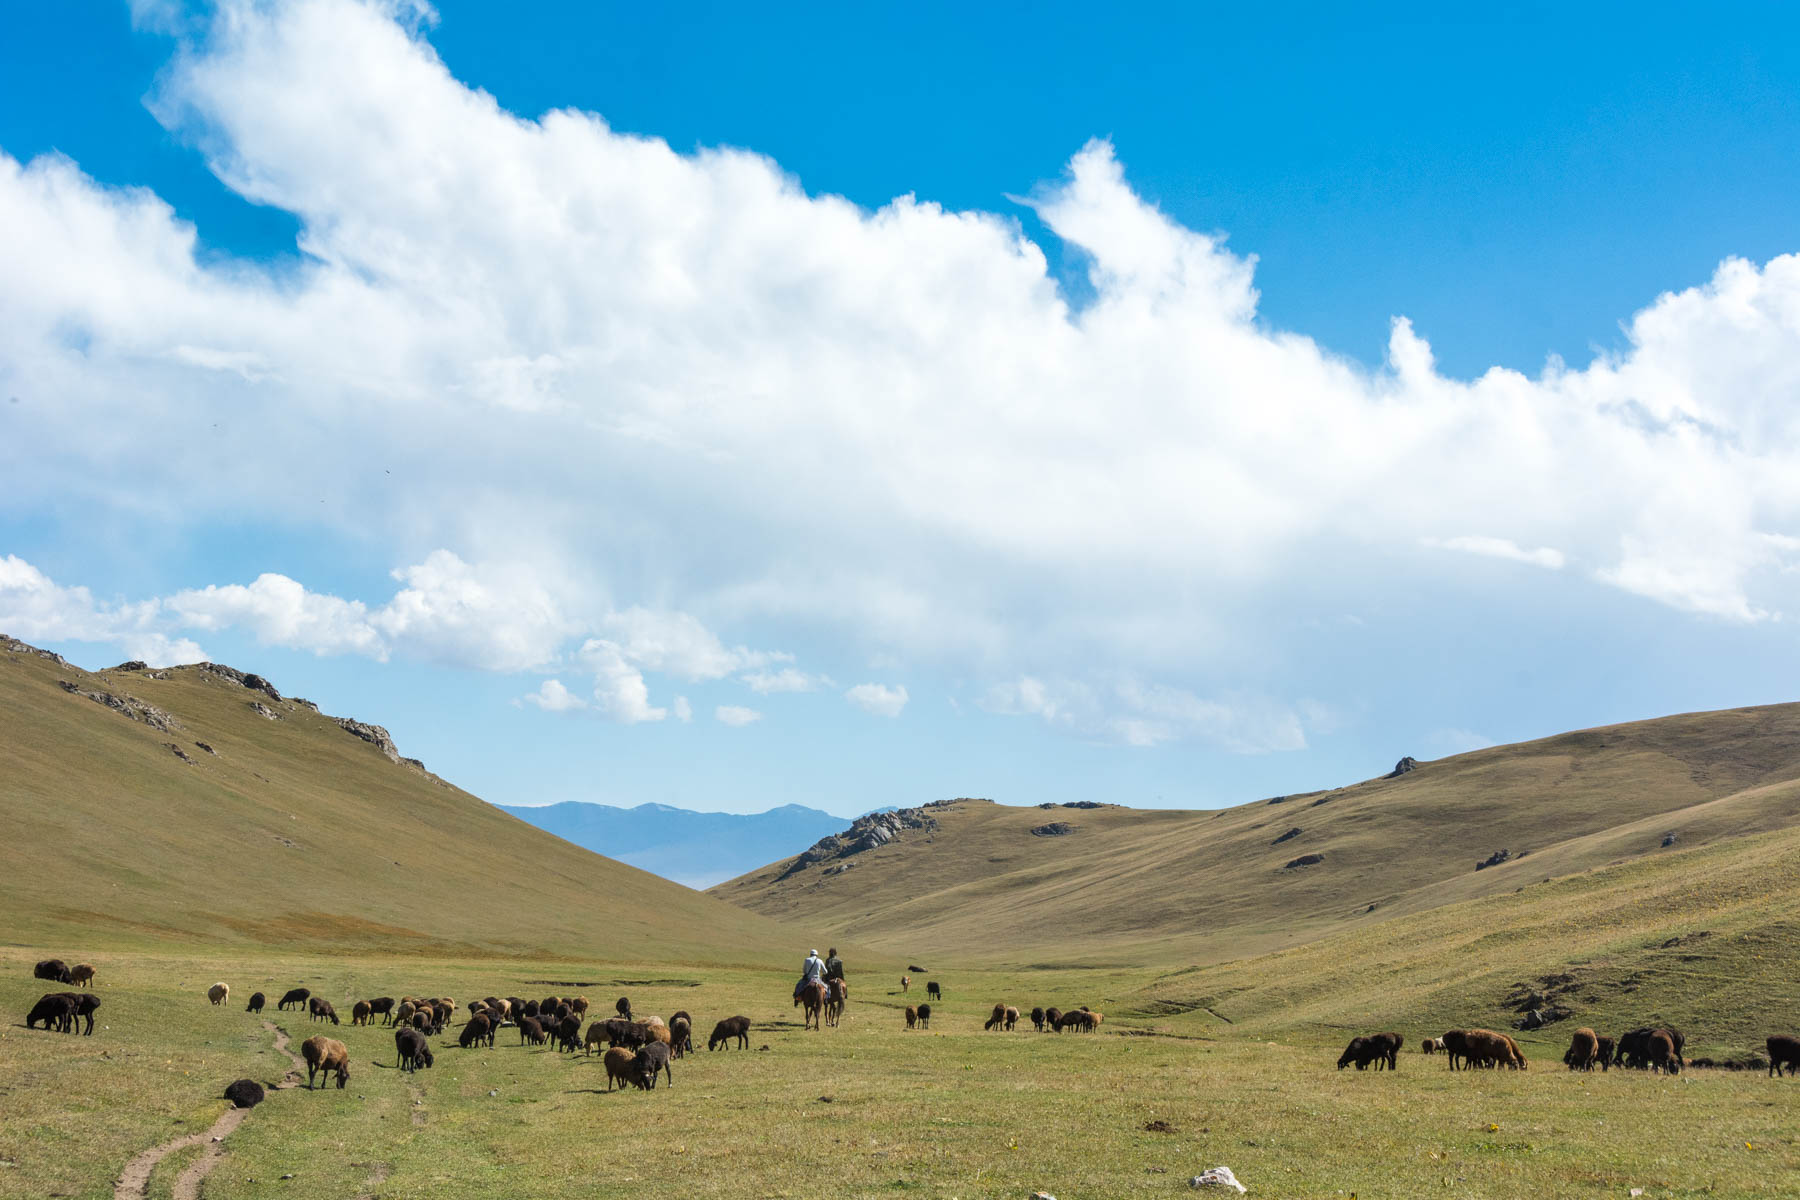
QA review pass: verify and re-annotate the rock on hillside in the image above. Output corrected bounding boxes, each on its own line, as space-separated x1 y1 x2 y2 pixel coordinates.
777 806 942 880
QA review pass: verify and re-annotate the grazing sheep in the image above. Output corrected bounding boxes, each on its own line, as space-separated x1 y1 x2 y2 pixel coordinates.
1595 1035 1617 1071
615 996 633 1020
223 1079 265 1108
917 1003 932 1030
541 995 562 1015
522 999 540 1019
411 1012 430 1033
709 1016 752 1050
69 963 95 988
1030 1006 1046 1032
1056 1010 1098 1032
670 1016 693 1059
34 959 73 984
430 1001 453 1034
1618 1026 1686 1070
603 1046 636 1091
1439 1029 1472 1070
518 1015 546 1046
926 981 942 1000
1420 1037 1439 1055
308 997 340 1025
25 993 76 1031
1767 1035 1800 1077
301 1036 350 1089
555 1014 583 1053
1450 1029 1521 1070
570 997 590 1018
1648 1030 1681 1074
1501 1033 1528 1070
1564 1028 1600 1071
208 982 230 1006
984 1003 1008 1031
396 1027 433 1072
904 1005 917 1029
395 1001 418 1027
584 1022 611 1056
278 987 310 1011
1338 1036 1378 1070
1044 1007 1063 1032
634 1041 673 1089
368 996 395 1023
245 991 266 1014
1368 1032 1402 1070
56 992 100 1035
1005 1006 1019 1030
901 975 910 993
352 1000 373 1026
459 1013 495 1049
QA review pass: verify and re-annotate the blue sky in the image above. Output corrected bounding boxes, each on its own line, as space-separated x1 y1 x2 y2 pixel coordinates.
4 1 1800 818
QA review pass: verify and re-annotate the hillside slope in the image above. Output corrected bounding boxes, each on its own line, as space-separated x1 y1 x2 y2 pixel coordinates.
0 635 798 962
712 703 1800 965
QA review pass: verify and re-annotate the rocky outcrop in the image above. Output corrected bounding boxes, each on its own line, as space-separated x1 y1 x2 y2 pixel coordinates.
110 660 148 672
1385 756 1420 778
249 702 282 721
3 634 67 665
164 743 197 764
57 679 181 732
198 662 283 702
195 741 219 756
337 718 401 763
1475 849 1511 871
777 807 940 880
1283 853 1324 869
1031 822 1077 837
1271 827 1302 845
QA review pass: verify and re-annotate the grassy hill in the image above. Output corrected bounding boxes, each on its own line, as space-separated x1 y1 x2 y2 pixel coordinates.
0 635 798 963
712 702 1800 969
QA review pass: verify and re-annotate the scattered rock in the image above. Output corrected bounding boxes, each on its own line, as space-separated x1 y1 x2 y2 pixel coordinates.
1662 833 1678 847
291 697 320 712
2 634 67 664
111 660 148 672
1060 800 1110 809
1271 827 1302 845
57 679 181 731
779 807 941 879
1475 849 1512 871
1190 1166 1247 1193
1031 822 1078 837
242 673 283 701
224 1079 265 1108
164 743 197 764
195 741 219 756
337 717 401 763
249 702 282 721
817 1095 834 1103
1265 795 1288 804
1283 853 1324 869
1385 756 1420 778
1143 1119 1177 1133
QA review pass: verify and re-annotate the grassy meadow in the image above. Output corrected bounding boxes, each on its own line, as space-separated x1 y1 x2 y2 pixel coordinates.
7 941 1800 1200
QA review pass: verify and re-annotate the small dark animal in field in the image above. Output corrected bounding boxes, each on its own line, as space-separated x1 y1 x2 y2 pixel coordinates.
901 975 910 993
1044 1007 1063 1032
57 992 101 1035
904 1005 917 1029
302 1035 350 1089
224 1079 265 1108
308 997 339 1024
926 981 942 1000
34 959 73 984
584 1021 612 1055
459 1013 495 1049
1618 1027 1686 1070
570 997 590 1018
396 1026 434 1072
1420 1037 1439 1055
634 1041 673 1089
522 999 540 1019
615 996 632 1020
518 1015 546 1046
1595 1035 1617 1070
430 1001 452 1033
670 1016 693 1058
368 996 394 1022
603 1047 636 1091
245 991 266 1014
985 1003 1008 1031
916 1003 932 1029
1056 1010 1097 1032
69 963 95 988
352 1000 372 1026
1004 1005 1019 1031
411 1012 430 1033
1564 1028 1600 1071
1365 1032 1401 1069
709 1016 752 1050
25 993 76 1032
1648 1030 1681 1074
278 987 310 1011
207 982 229 1006
1031 1006 1046 1032
556 1015 582 1053
1767 1035 1800 1077
1338 1037 1378 1070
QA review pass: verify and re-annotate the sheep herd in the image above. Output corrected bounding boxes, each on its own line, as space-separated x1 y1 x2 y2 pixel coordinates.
1339 1023 1800 1077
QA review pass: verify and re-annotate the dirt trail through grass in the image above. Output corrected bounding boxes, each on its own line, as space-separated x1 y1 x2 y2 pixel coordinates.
113 1020 304 1200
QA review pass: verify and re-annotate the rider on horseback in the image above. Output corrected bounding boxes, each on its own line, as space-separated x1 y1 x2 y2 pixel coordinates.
793 948 828 1002
824 947 844 984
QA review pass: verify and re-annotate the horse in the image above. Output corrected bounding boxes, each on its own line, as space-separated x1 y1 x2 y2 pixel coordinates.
825 979 849 1027
797 980 828 1031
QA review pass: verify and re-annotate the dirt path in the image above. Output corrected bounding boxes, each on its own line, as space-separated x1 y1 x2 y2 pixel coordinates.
113 1021 304 1200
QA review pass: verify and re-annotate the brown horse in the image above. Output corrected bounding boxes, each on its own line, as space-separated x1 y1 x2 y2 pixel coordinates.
825 979 849 1027
797 980 828 1031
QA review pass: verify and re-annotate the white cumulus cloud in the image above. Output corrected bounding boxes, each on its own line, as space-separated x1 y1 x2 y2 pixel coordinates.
715 704 762 727
845 682 909 717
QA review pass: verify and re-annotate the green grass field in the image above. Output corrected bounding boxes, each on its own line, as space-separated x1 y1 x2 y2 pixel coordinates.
6 945 1799 1200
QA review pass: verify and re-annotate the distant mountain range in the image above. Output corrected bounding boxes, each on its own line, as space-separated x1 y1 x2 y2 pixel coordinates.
497 800 847 888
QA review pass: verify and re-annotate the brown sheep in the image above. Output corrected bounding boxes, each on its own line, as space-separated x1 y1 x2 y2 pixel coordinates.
301 1035 350 1089
901 975 910 993
1004 1005 1020 1031
1452 1029 1520 1070
1056 1009 1098 1032
1564 1027 1600 1071
368 996 395 1022
570 997 590 1018
459 1013 495 1048
207 982 230 1006
351 1000 373 1026
1420 1037 1439 1055
1501 1033 1529 1070
1044 1006 1063 1032
984 1003 1009 1031
69 963 96 988
603 1046 636 1091
904 1005 917 1029
395 1001 418 1026
584 1021 611 1056
708 1015 752 1050
1766 1035 1800 1077
1648 1030 1681 1074
670 1016 693 1059
518 1015 547 1046
916 1003 932 1029
308 996 340 1025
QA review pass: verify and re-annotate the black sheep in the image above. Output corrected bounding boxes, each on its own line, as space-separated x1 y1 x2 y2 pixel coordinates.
555 1014 582 1053
34 959 73 984
633 1040 673 1089
56 992 101 1035
459 1013 494 1048
278 987 311 1011
708 1015 751 1051
224 1079 265 1108
245 991 266 1014
26 993 76 1031
396 1026 434 1072
518 1015 545 1046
